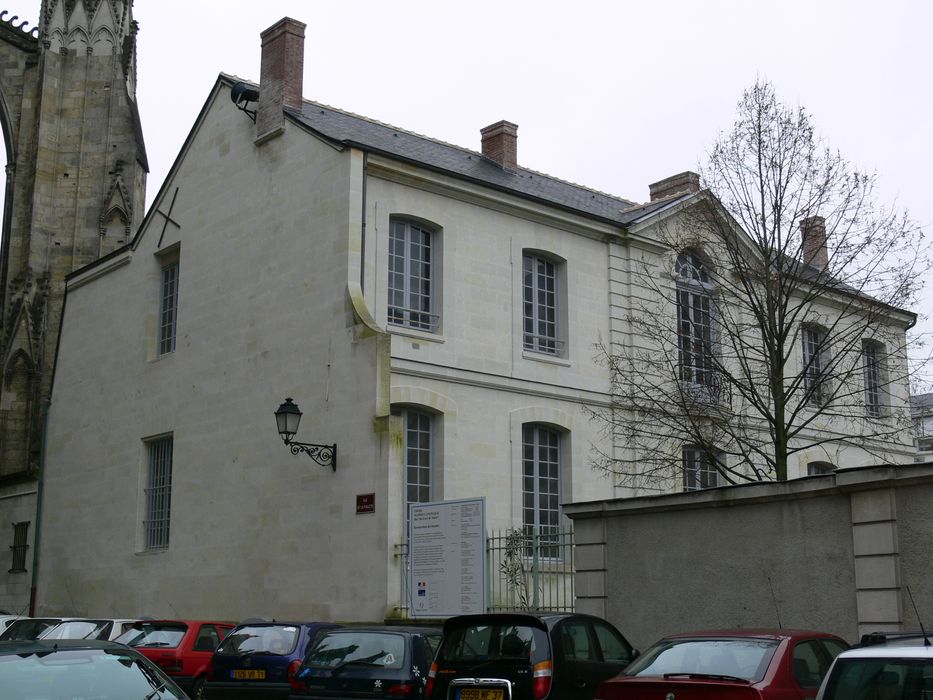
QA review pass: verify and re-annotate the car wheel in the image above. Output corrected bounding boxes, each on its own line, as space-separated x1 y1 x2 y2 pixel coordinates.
192 677 206 700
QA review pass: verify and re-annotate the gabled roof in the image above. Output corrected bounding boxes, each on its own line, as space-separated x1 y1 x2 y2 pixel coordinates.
285 95 671 227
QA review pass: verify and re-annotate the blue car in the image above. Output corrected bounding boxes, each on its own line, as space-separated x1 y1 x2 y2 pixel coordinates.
205 620 338 700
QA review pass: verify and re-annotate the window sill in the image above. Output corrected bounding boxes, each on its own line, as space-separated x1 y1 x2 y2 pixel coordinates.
522 350 570 367
388 324 446 345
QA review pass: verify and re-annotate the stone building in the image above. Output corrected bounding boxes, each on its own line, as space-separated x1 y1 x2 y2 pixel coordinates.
0 0 146 612
35 17 916 622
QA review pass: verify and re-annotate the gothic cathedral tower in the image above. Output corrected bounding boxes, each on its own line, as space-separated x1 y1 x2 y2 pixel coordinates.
0 0 146 610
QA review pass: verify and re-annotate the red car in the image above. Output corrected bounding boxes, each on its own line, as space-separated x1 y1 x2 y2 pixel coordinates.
594 629 848 699
115 619 235 699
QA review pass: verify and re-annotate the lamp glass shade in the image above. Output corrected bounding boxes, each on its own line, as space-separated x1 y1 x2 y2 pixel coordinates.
275 398 302 440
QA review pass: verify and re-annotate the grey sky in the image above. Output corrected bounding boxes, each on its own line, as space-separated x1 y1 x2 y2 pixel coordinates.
4 0 931 383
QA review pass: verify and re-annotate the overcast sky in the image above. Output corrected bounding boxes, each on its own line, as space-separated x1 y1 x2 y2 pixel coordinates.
4 0 932 385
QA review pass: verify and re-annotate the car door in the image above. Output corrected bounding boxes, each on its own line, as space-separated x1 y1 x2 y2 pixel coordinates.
553 618 633 700
792 638 847 700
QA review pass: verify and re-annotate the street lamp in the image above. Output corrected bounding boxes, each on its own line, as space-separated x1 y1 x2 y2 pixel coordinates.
274 397 337 471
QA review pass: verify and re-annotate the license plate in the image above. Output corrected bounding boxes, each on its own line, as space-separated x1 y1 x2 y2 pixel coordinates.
458 690 504 700
232 669 266 680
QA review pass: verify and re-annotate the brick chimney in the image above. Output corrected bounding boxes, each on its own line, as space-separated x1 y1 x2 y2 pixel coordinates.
256 17 306 140
648 171 700 202
800 216 828 269
480 120 518 170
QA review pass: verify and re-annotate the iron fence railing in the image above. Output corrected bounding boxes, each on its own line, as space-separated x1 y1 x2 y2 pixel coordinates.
394 527 574 617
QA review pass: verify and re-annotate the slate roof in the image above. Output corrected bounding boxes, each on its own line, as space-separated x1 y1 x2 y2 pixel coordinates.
286 101 678 228
911 393 933 414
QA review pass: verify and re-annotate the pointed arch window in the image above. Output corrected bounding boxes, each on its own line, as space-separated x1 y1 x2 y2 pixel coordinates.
676 251 714 386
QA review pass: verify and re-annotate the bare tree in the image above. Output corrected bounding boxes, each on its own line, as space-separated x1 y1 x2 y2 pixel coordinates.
590 80 929 487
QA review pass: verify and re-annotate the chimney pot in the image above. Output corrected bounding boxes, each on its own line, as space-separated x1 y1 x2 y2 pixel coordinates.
257 17 306 139
480 120 518 170
800 216 828 269
648 171 700 202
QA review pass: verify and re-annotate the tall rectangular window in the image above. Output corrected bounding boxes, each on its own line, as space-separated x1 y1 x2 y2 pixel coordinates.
159 262 179 355
523 254 562 355
863 340 883 417
9 521 29 573
145 436 173 551
402 409 433 538
676 252 714 386
388 220 436 331
683 446 721 491
802 325 828 405
522 424 561 558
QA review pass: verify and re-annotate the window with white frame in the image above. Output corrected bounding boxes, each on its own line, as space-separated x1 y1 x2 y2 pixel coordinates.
522 424 562 558
522 253 564 356
158 260 179 355
862 339 884 417
675 251 714 386
388 219 437 331
144 436 173 551
682 446 722 491
400 408 433 535
10 521 28 573
802 325 829 406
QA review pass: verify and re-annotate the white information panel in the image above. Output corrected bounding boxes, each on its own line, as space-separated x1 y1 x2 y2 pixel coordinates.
408 497 486 617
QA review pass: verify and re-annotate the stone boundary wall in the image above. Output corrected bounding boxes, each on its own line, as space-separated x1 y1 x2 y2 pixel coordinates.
565 463 933 650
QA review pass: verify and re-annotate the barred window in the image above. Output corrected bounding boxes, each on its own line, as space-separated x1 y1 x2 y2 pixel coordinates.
523 254 563 355
10 521 29 573
159 261 179 355
683 446 722 491
676 251 714 386
388 220 438 331
522 424 561 558
144 436 173 551
862 340 884 417
802 325 829 405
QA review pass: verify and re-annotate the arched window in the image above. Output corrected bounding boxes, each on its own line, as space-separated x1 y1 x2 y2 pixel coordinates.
801 323 830 406
522 252 565 356
388 219 439 332
393 406 438 538
862 339 885 417
675 250 714 386
807 461 835 476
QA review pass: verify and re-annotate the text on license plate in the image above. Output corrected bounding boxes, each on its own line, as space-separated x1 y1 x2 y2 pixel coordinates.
232 669 266 680
458 690 504 700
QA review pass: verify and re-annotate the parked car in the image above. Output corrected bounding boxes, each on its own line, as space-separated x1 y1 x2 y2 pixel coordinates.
0 614 24 633
0 638 188 698
38 617 140 641
289 624 442 699
0 616 65 641
816 631 933 699
116 619 236 699
595 628 848 699
205 620 339 699
426 611 637 700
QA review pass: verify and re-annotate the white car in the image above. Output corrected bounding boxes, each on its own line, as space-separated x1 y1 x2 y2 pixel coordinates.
38 618 140 642
816 633 933 699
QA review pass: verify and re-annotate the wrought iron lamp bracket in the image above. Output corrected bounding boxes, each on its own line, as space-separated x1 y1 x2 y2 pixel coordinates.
283 439 337 471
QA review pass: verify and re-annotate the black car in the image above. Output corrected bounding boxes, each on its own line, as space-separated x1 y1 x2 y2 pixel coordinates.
0 638 188 698
426 612 637 700
289 625 442 699
205 620 338 700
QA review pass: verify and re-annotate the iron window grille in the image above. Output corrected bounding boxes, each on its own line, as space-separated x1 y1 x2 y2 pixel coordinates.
144 436 173 551
388 220 437 331
9 521 28 573
522 424 561 559
862 340 884 417
158 262 179 355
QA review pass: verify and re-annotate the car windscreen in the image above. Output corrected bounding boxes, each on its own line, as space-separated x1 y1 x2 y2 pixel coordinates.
820 657 933 699
623 637 780 681
39 620 111 640
0 619 60 641
116 623 188 648
440 622 542 662
215 625 300 656
305 631 407 670
0 647 186 698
